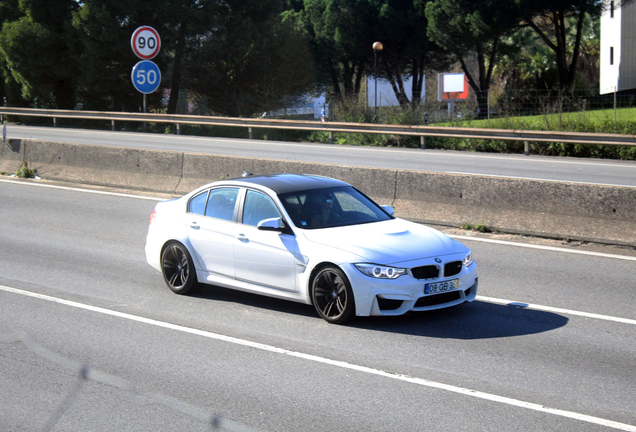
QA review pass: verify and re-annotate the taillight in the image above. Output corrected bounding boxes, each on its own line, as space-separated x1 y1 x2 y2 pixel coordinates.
149 210 156 225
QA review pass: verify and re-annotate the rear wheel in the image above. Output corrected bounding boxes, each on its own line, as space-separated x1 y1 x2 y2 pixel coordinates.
161 242 197 294
311 266 355 324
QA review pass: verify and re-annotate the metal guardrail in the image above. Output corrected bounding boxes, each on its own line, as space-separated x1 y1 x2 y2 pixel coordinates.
1 106 635 155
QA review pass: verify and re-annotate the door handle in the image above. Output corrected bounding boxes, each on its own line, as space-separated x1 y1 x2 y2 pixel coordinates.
189 222 200 229
235 233 248 241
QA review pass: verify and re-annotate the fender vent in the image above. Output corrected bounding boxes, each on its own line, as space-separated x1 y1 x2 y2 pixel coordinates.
377 297 404 311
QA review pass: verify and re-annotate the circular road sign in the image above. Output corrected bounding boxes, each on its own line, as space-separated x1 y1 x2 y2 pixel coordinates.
131 60 161 94
131 26 161 60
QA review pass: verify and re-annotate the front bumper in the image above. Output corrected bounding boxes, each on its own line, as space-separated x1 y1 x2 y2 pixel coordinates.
343 259 478 317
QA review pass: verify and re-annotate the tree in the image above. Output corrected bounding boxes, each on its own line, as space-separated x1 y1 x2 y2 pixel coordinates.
375 0 450 108
0 0 81 109
495 13 599 91
71 0 142 112
72 0 220 114
515 0 603 90
301 0 377 100
0 0 26 106
185 0 316 117
157 0 221 114
426 0 520 118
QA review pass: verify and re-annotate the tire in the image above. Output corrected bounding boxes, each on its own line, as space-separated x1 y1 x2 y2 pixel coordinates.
161 242 197 294
311 266 355 324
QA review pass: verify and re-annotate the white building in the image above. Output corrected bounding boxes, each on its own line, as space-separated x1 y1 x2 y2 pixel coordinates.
367 76 423 107
600 0 636 94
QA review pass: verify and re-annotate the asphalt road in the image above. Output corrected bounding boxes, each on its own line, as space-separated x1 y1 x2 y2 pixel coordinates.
7 124 636 187
1 177 635 431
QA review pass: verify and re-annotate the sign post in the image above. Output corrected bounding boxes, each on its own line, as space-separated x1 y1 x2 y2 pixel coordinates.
131 26 161 131
438 73 469 118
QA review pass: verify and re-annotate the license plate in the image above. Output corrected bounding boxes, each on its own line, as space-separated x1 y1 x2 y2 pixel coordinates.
425 279 459 294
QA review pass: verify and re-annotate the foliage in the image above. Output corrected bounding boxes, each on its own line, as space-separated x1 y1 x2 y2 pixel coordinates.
15 161 35 178
0 0 315 117
426 0 520 118
0 0 624 159
428 110 636 159
514 0 603 89
0 0 81 108
495 12 599 92
185 0 316 117
71 0 148 112
373 0 450 108
461 221 490 232
303 95 636 160
300 0 378 99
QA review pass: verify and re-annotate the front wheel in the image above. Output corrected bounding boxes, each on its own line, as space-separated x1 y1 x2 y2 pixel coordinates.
311 266 355 324
161 242 197 294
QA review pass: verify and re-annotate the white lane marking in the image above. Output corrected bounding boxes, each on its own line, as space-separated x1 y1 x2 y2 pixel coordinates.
1 285 634 432
449 235 636 261
477 296 636 326
0 178 164 201
2 178 635 261
3 179 635 322
10 125 636 169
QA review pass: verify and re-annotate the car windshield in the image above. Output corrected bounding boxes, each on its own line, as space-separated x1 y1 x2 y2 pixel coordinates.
278 186 392 229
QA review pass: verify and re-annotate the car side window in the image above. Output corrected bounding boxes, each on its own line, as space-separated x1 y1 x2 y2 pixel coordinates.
242 190 281 227
189 191 208 215
205 188 239 221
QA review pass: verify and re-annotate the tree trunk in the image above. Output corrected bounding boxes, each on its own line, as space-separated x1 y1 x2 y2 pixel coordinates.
328 60 342 100
168 22 188 114
411 55 425 107
54 78 74 110
354 59 365 95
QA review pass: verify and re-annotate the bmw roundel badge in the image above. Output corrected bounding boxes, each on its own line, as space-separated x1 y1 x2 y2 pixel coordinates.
435 258 442 263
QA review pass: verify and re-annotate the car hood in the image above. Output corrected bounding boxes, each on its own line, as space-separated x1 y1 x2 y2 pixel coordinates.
301 219 466 265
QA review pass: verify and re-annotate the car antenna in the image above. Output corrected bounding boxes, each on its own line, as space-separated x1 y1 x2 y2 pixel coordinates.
242 171 253 177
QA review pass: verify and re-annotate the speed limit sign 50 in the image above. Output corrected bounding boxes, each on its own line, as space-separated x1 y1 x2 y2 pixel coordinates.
131 60 161 94
131 26 161 60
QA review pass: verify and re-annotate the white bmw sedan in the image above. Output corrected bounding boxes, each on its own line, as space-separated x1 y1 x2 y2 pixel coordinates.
145 174 477 324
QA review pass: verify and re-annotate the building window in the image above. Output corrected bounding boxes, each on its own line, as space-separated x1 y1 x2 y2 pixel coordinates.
611 1 615 18
610 46 614 65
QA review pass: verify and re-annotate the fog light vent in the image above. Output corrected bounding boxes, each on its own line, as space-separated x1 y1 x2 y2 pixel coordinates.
377 297 403 311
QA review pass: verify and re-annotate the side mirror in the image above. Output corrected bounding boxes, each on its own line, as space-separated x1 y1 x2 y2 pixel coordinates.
257 217 286 232
380 205 395 217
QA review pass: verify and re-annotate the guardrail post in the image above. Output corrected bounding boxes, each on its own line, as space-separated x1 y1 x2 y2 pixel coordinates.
53 118 57 128
329 131 333 144
111 120 115 131
249 127 253 139
524 141 530 156
421 136 426 150
176 123 181 135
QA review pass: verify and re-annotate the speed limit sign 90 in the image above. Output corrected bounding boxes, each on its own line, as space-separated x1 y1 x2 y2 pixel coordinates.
131 26 161 60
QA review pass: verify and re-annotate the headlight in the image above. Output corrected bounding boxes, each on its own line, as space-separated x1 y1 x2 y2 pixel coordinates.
354 263 407 279
463 251 474 267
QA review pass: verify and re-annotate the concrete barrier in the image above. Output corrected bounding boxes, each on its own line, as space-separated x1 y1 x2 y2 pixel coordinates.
2 138 635 246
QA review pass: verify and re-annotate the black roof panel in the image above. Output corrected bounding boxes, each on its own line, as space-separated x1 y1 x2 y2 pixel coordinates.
224 174 350 194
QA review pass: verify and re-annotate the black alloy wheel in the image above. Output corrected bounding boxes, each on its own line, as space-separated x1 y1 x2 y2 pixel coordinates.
312 266 355 324
161 242 197 294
